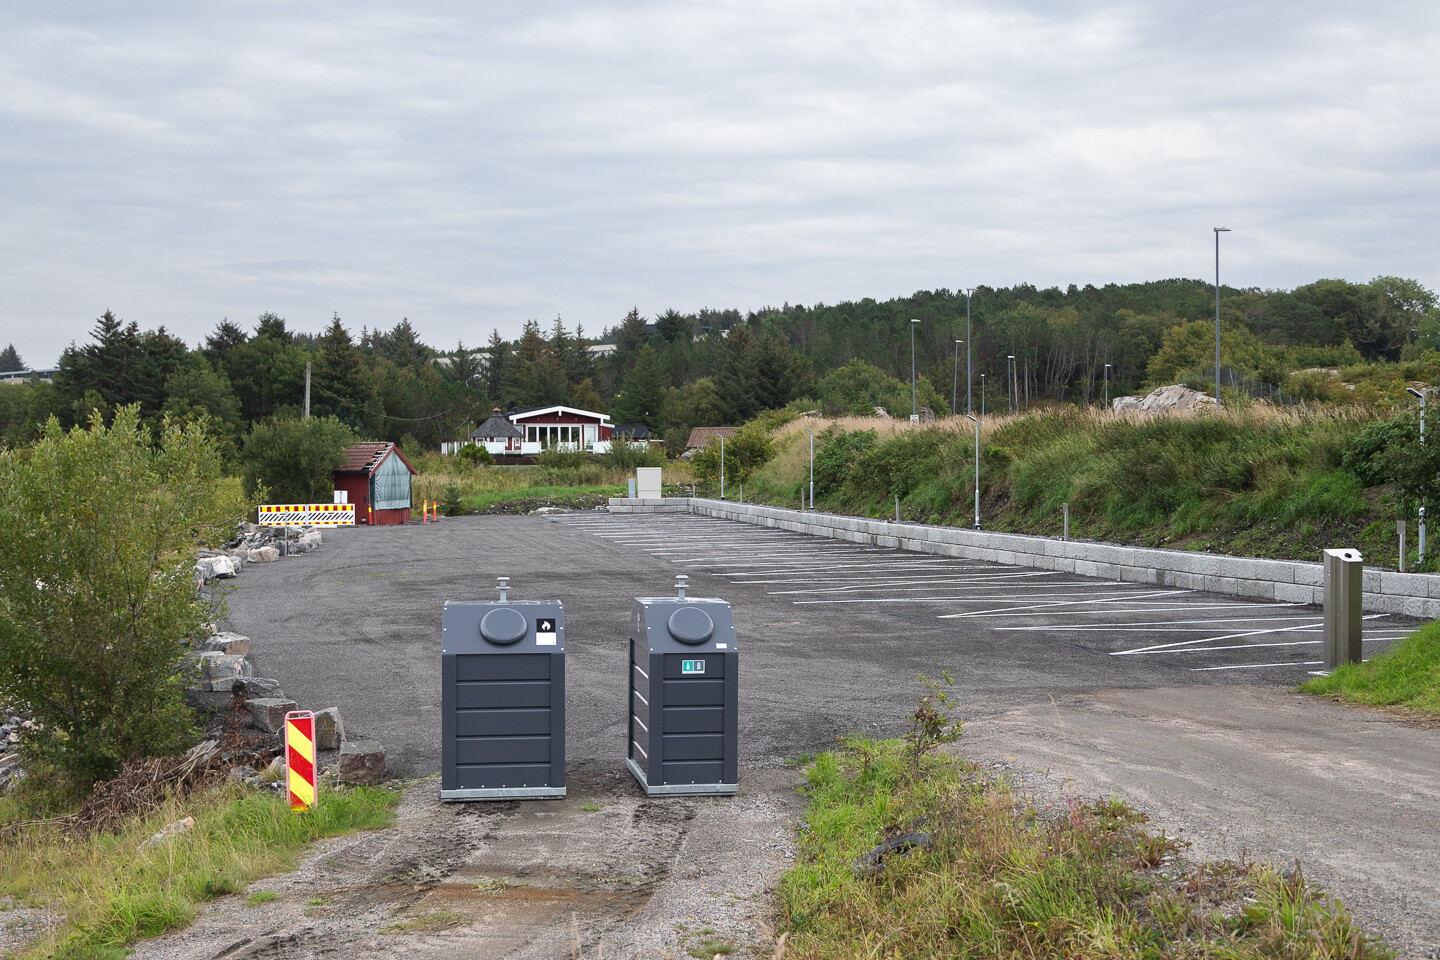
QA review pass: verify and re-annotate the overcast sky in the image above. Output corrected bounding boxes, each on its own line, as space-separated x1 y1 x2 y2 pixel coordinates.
3 1 1438 367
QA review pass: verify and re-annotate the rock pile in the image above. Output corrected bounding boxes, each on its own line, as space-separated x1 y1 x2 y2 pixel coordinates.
195 524 324 583
187 630 382 787
1111 384 1219 415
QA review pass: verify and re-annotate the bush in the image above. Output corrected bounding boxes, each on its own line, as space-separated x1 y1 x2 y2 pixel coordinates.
662 426 689 459
458 443 492 467
692 424 774 486
602 441 666 471
241 415 357 503
440 483 464 516
0 407 247 785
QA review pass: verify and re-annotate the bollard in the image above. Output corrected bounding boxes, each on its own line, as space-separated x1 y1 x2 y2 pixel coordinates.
1399 520 1407 572
1323 548 1363 670
1062 503 1069 541
423 500 429 523
628 477 636 499
895 495 900 523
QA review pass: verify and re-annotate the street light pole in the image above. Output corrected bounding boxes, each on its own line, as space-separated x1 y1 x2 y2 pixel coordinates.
965 288 974 415
1104 363 1112 411
953 340 962 417
802 426 814 511
1214 227 1231 406
1409 387 1427 562
980 373 986 423
1007 355 1015 414
910 319 922 421
966 414 981 529
719 434 725 500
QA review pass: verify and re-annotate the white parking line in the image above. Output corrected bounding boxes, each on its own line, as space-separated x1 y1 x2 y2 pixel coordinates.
1113 615 1390 656
1190 660 1325 672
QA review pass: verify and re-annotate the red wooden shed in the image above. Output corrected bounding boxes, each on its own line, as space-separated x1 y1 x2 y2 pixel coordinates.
334 442 417 526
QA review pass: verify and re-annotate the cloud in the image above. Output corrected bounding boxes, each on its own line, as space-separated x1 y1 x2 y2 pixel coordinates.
2 0 1438 364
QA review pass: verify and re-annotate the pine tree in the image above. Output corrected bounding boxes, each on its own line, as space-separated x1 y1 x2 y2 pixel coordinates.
313 315 373 428
611 344 667 432
656 308 691 343
714 325 760 422
203 321 249 366
485 329 510 404
254 311 292 344
0 344 23 371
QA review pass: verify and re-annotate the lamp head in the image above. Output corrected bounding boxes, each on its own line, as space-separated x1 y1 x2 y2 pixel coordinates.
1214 227 1231 233
1407 387 1425 399
910 318 921 324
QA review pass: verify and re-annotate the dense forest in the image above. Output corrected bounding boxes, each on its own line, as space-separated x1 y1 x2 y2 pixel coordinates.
2 275 1437 458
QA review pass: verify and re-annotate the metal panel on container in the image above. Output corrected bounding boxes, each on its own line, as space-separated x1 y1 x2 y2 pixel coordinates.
627 578 738 796
441 585 565 801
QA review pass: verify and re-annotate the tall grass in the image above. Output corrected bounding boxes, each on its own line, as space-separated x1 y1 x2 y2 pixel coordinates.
405 452 693 514
779 739 1389 958
0 783 400 958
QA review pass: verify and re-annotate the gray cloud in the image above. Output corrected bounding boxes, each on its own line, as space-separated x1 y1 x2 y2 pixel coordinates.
2 1 1438 364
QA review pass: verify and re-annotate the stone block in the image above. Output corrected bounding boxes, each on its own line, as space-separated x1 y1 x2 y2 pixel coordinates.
245 697 298 733
195 652 252 682
1293 564 1325 586
247 546 280 563
1274 582 1320 605
338 739 386 785
219 677 284 698
197 632 250 657
314 707 344 750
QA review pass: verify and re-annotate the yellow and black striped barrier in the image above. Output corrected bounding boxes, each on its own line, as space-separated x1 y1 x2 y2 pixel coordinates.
258 504 355 526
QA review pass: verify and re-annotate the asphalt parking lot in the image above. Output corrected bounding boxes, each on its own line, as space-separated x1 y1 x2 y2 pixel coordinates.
210 510 1440 958
227 510 1418 778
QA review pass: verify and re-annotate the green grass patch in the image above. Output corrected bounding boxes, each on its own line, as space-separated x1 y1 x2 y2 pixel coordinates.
0 782 401 959
243 891 278 907
380 910 465 934
1301 620 1440 713
777 738 1389 958
464 483 625 513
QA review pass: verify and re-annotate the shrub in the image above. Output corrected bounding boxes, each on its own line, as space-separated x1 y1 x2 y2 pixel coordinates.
241 415 357 503
440 483 464 517
602 441 666 471
0 407 247 785
692 424 774 486
457 443 492 467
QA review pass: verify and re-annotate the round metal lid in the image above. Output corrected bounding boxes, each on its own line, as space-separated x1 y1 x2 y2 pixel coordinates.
480 607 528 645
667 606 714 644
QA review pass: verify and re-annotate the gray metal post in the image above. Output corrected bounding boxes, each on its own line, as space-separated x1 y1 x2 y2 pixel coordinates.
980 373 985 423
895 495 900 523
965 288 973 415
1063 503 1069 541
952 340 961 417
1214 227 1230 407
628 477 636 499
802 426 814 511
966 414 980 529
1408 387 1427 563
719 435 725 500
1323 548 1363 669
1398 520 1407 572
1421 506 1427 564
1104 363 1111 410
910 318 921 419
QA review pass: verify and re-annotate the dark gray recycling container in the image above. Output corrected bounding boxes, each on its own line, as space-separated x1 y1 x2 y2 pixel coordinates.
441 592 565 800
627 584 738 796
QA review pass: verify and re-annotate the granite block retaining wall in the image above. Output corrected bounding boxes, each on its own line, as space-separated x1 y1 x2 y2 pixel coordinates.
608 497 1440 619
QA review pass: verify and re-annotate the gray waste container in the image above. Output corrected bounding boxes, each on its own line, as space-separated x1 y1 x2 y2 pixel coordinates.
441 578 565 800
627 577 738 796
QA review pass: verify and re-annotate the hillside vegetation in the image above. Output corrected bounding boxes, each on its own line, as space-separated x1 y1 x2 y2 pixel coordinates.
736 396 1436 570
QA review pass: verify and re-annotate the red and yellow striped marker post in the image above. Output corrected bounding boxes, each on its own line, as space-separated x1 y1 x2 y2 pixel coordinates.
284 710 316 812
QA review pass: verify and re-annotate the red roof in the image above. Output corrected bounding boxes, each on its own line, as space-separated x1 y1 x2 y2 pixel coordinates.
686 426 738 448
335 442 416 476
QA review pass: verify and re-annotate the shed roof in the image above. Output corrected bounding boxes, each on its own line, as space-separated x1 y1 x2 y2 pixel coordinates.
686 426 738 448
471 410 522 439
335 442 416 477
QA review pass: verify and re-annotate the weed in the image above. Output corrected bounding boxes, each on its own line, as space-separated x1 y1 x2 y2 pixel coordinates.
1301 619 1440 713
380 910 465 934
581 802 603 812
244 891 277 907
903 671 963 776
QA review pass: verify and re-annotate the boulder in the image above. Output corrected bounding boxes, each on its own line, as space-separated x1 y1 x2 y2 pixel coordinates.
299 531 322 549
197 632 251 657
139 816 194 850
1112 384 1218 415
194 653 252 683
338 740 386 785
245 698 299 734
314 708 344 750
227 764 257 783
234 677 285 699
202 555 238 580
247 546 280 563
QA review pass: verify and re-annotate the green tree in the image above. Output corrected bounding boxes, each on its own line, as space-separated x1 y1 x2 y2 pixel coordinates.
203 320 249 367
1145 318 1272 387
656 308 690 343
162 354 245 459
611 344 667 431
0 343 23 371
313 315 373 428
506 321 570 409
241 415 358 503
226 321 307 425
691 422 774 486
0 407 246 785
